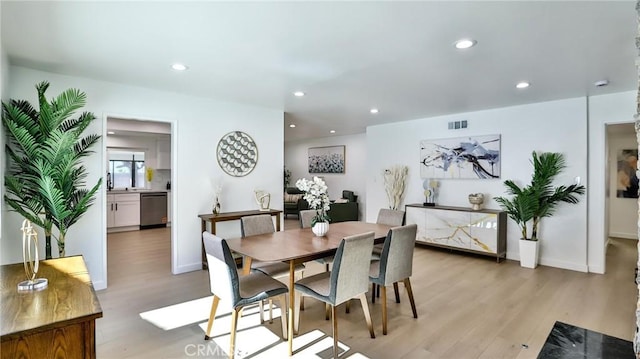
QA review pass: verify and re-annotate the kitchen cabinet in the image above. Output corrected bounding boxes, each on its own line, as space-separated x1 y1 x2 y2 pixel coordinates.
107 193 140 230
157 138 171 169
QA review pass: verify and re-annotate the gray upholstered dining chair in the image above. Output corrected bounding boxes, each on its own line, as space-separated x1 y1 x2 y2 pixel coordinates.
299 209 316 229
370 208 406 302
294 232 376 359
376 208 405 227
372 208 405 257
240 214 305 322
241 214 306 278
202 231 288 359
300 209 334 273
369 224 418 335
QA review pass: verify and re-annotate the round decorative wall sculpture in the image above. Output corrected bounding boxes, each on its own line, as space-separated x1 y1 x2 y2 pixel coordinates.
216 131 258 177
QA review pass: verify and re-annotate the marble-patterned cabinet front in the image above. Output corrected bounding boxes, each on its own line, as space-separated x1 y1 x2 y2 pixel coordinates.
405 204 506 261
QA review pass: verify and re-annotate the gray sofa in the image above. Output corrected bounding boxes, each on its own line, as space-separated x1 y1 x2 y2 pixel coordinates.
284 187 306 218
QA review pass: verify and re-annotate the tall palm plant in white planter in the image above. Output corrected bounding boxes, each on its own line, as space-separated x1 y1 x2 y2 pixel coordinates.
494 151 585 268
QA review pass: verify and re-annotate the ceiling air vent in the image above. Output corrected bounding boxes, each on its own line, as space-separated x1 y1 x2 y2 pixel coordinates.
448 120 468 130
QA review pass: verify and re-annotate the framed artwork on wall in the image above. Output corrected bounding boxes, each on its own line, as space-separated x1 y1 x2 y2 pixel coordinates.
617 149 639 198
420 134 501 179
308 145 345 173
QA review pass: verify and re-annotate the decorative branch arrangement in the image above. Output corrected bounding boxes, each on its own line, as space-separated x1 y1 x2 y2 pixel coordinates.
383 165 409 210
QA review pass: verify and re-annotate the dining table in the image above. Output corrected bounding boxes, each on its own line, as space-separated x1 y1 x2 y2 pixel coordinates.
224 220 392 356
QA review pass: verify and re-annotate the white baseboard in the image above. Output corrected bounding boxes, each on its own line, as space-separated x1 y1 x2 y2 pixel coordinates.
107 225 139 233
609 232 638 240
174 262 202 274
538 258 589 272
506 251 589 273
93 280 106 291
588 265 605 274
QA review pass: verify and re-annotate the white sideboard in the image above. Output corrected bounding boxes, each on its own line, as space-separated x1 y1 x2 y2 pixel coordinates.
405 204 506 262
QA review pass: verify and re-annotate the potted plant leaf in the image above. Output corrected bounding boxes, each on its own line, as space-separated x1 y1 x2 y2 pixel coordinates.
3 81 102 258
494 151 585 268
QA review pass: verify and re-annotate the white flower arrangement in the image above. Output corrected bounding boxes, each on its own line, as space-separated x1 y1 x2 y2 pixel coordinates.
296 176 331 225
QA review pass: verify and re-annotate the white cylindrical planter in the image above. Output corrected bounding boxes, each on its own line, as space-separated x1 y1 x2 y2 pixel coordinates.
519 239 539 268
312 222 330 237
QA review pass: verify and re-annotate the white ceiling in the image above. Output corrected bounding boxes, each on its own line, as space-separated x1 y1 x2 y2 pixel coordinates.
2 1 636 142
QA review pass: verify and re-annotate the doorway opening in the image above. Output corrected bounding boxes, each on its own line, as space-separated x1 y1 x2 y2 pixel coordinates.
104 116 174 287
604 122 637 273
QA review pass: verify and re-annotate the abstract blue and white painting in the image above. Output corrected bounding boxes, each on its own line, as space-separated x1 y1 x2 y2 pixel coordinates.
420 135 500 179
308 145 345 173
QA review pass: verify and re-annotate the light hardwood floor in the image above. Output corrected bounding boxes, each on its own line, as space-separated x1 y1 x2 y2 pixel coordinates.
97 221 637 358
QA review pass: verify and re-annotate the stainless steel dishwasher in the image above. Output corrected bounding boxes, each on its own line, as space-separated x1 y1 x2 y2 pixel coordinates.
140 192 168 229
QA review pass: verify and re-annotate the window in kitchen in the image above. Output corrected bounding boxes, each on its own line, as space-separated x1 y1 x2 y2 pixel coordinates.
108 150 146 189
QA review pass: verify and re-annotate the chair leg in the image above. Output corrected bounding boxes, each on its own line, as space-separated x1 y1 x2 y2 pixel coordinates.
371 283 376 304
381 285 388 335
376 283 380 298
259 300 265 324
229 308 240 359
325 303 330 320
300 271 305 311
325 263 330 272
276 294 288 340
204 295 220 340
393 282 400 303
331 305 339 359
269 299 274 324
294 291 301 335
404 278 418 318
345 300 350 314
358 293 375 339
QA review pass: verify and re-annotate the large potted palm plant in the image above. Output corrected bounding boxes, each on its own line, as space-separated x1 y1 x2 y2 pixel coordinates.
494 151 585 268
3 81 102 258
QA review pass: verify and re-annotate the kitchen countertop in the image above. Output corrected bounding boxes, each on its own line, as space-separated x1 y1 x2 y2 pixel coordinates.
107 189 171 194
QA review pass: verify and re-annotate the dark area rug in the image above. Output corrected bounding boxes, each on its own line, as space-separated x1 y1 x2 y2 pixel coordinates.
537 321 634 358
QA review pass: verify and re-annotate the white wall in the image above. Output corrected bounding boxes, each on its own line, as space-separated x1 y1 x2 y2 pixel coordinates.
2 66 284 290
0 39 8 252
285 133 367 218
589 91 637 273
608 131 639 239
367 98 589 271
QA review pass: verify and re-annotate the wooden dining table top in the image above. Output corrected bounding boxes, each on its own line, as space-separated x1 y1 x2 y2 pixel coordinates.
225 221 392 264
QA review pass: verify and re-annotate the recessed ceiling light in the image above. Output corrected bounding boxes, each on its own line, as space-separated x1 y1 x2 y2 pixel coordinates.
293 91 305 97
370 108 379 114
289 124 296 128
330 130 336 134
454 39 477 49
171 63 188 71
107 131 115 135
516 81 530 89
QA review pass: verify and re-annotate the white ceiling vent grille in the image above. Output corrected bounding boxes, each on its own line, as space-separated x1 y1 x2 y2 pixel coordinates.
448 120 468 130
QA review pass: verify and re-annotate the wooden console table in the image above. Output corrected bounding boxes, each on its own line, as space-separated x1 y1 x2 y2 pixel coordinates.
198 209 283 269
1 255 103 359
